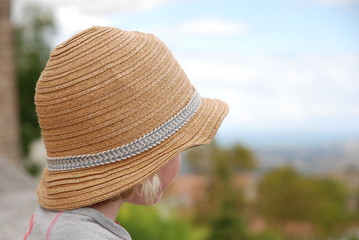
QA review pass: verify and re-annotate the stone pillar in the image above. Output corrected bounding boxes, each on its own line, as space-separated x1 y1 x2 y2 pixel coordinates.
0 0 21 165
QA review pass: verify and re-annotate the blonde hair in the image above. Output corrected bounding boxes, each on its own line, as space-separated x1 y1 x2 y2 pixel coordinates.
136 174 162 204
106 174 162 204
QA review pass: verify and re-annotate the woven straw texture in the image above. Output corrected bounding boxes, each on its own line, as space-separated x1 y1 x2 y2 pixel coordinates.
35 26 229 210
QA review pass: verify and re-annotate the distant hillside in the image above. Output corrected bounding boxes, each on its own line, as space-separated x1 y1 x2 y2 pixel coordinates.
252 139 359 174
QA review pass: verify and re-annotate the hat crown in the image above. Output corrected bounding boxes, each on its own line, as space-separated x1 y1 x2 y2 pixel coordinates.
35 26 194 158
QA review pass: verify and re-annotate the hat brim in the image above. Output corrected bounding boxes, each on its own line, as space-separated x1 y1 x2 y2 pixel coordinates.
37 97 229 210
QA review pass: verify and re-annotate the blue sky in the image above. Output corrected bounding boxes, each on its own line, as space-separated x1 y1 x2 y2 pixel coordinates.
109 0 358 54
13 0 359 147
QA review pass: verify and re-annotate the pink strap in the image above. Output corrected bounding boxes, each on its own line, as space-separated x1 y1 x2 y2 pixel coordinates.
23 214 35 240
46 212 64 240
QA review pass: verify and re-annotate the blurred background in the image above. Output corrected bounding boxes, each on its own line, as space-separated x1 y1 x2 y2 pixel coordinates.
0 0 358 239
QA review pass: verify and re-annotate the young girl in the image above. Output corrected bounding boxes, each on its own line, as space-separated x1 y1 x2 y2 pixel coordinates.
24 26 228 240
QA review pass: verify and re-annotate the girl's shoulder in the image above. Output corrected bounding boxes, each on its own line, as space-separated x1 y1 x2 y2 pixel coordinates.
24 206 131 240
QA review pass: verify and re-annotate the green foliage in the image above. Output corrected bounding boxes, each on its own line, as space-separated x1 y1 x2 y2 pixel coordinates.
231 144 257 170
14 4 55 156
117 203 208 240
185 141 257 174
24 162 42 176
185 142 257 240
251 229 286 240
355 187 359 222
208 209 251 240
256 166 350 237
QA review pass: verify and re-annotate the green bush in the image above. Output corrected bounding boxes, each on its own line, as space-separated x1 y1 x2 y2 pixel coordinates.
117 203 208 240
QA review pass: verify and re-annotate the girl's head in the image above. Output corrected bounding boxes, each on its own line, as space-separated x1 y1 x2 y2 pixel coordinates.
35 26 228 210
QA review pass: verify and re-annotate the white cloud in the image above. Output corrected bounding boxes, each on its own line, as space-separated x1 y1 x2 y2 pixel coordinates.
54 6 111 45
177 53 359 132
178 18 248 36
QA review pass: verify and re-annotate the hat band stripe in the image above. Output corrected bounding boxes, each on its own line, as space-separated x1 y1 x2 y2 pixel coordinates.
46 92 201 171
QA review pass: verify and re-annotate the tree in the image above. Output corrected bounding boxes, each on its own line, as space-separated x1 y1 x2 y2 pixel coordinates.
14 4 56 157
185 142 257 240
256 166 350 239
0 0 21 164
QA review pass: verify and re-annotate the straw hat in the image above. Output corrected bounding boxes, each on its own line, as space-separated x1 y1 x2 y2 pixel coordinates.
35 26 228 210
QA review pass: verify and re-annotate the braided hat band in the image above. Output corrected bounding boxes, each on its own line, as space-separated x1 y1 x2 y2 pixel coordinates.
35 26 229 210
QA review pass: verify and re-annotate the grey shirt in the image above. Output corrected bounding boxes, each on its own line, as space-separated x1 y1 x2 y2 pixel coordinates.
25 205 131 240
